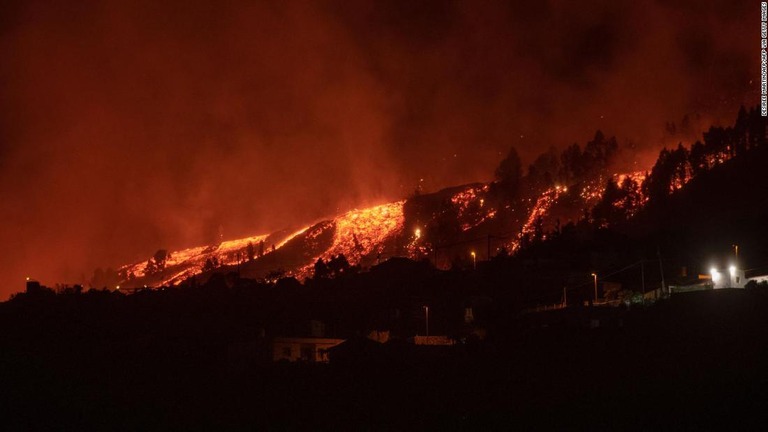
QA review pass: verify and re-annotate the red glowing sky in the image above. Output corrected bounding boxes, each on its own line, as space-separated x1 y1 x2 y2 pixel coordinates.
0 0 759 297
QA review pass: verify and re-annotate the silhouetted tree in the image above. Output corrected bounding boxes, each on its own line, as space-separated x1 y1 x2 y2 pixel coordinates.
582 130 618 175
527 146 561 191
314 258 330 279
558 131 618 185
153 250 168 270
559 143 583 184
327 254 351 277
689 140 708 175
203 258 216 272
495 146 522 200
592 179 624 226
246 242 256 261
747 105 767 149
643 144 690 204
145 259 157 275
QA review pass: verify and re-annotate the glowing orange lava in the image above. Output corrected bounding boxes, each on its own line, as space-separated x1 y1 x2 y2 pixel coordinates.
450 185 495 232
520 186 565 240
294 201 405 278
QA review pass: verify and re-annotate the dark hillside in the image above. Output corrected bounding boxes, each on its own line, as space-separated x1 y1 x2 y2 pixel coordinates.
630 145 768 271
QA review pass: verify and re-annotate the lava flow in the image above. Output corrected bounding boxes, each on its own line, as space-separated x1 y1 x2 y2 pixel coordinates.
116 168 657 287
293 201 405 278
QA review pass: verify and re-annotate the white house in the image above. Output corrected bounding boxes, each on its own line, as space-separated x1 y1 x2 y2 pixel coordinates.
272 337 345 363
709 266 746 289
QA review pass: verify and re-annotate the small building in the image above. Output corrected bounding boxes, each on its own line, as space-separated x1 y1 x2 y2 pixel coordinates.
709 266 746 289
271 319 345 363
670 265 748 294
272 337 345 363
410 335 455 346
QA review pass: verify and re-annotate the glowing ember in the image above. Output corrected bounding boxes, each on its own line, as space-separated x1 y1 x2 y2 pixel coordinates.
450 186 496 232
451 188 479 216
615 171 646 187
520 186 565 240
580 177 607 205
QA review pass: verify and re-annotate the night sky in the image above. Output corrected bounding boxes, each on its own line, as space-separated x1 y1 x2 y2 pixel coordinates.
0 0 759 297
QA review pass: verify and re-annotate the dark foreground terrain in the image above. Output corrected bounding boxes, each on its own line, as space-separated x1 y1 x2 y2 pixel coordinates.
2 288 768 431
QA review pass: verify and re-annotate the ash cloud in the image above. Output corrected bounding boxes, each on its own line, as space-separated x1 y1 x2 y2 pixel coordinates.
0 0 758 296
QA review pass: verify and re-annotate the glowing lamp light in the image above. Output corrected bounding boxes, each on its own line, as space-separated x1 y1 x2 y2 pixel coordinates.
710 268 720 283
25 277 30 281
729 265 736 276
414 228 421 239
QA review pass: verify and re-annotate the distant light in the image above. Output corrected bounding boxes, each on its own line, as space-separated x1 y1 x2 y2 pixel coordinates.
471 251 476 257
116 285 120 290
414 228 421 239
729 265 736 276
25 277 30 281
710 268 721 283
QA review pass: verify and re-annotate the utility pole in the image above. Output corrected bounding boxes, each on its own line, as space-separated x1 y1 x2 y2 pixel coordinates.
591 273 598 303
423 305 429 337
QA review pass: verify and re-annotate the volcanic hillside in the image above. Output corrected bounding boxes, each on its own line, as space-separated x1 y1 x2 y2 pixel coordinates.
112 106 765 289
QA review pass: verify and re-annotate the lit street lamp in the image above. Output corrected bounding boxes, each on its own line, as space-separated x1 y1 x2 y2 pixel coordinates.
562 286 567 308
591 273 598 303
732 244 739 259
471 251 477 270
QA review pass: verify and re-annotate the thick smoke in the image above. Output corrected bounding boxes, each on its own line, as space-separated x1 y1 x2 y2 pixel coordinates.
0 0 758 297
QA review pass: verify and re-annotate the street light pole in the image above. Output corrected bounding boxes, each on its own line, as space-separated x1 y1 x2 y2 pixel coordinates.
471 251 476 270
563 286 567 308
423 305 429 337
591 273 598 303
